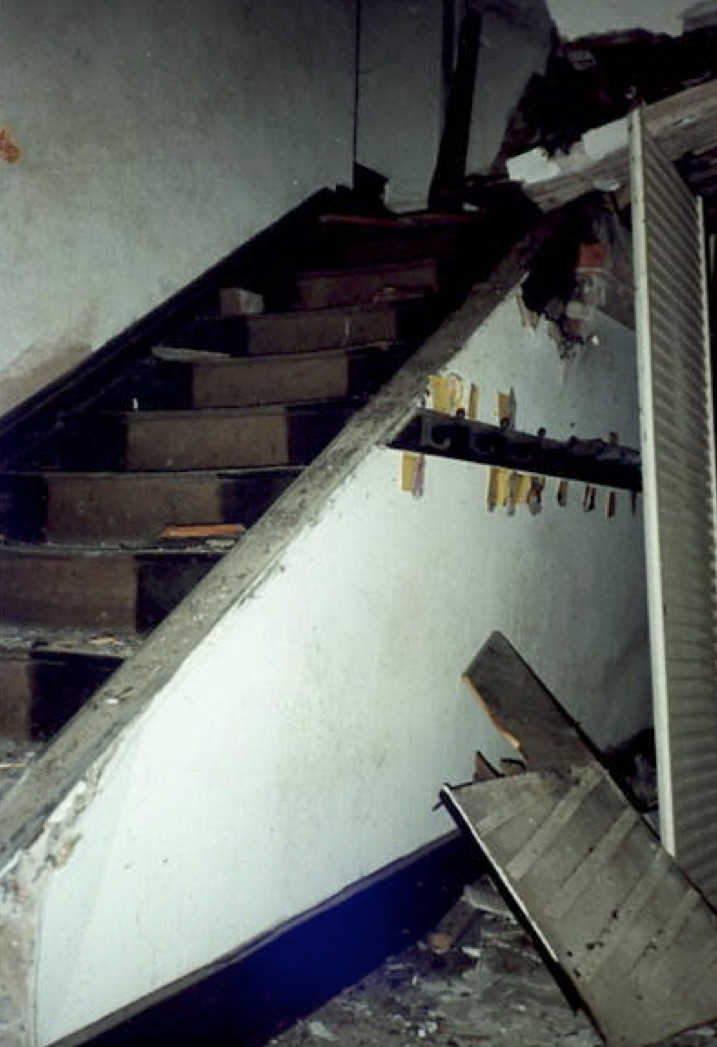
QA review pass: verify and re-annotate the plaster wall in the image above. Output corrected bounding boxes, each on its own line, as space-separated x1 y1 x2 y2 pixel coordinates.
545 0 694 39
355 0 444 211
466 0 553 175
0 0 355 414
31 296 650 1046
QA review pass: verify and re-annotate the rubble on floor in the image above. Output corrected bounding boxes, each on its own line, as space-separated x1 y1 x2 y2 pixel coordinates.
271 632 717 1047
269 876 717 1047
445 632 717 1047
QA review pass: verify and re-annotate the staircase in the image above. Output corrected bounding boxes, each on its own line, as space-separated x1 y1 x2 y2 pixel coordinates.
0 203 487 787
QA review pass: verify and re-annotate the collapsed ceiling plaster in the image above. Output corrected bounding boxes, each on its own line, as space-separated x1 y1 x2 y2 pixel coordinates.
544 0 709 41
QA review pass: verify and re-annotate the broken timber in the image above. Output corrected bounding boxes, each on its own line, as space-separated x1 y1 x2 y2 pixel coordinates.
442 632 717 1047
507 80 717 214
390 410 641 491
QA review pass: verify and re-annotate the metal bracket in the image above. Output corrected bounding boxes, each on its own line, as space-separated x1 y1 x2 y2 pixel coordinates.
389 410 641 491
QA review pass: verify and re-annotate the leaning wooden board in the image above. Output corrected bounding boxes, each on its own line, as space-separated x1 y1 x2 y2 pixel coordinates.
442 632 717 1047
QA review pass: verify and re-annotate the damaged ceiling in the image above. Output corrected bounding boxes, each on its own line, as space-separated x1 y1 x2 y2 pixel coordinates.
460 2 717 229
506 79 717 229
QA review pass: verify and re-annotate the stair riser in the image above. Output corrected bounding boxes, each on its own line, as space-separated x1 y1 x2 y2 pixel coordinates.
123 412 350 470
38 408 353 471
0 474 47 542
313 223 473 267
0 653 121 740
177 301 425 356
32 472 296 542
0 551 218 632
190 352 384 408
287 259 443 310
101 349 400 411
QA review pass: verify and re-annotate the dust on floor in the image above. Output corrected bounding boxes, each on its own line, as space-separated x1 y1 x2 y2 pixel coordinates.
269 878 717 1047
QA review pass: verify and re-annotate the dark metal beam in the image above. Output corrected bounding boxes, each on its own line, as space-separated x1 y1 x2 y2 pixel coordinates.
389 409 642 491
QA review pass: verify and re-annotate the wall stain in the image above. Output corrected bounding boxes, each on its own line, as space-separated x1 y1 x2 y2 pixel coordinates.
0 127 21 164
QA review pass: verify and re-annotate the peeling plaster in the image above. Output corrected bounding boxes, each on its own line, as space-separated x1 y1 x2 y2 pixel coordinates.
0 126 22 163
0 305 100 415
0 851 37 1047
0 774 102 1046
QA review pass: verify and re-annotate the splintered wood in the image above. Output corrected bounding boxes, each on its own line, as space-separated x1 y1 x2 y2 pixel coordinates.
443 632 717 1047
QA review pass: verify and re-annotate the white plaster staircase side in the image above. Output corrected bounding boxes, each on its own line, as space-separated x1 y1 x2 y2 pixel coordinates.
0 205 643 1047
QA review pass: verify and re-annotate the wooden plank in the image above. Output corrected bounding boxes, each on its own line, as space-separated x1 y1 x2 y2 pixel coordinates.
443 632 717 1047
445 766 717 1046
160 523 245 540
463 631 592 771
390 411 642 492
125 409 292 470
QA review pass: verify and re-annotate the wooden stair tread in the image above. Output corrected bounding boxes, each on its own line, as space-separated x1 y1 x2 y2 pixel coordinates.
64 399 361 420
291 255 441 279
215 296 426 322
149 343 397 363
0 541 225 558
318 210 477 226
2 465 303 479
0 625 141 660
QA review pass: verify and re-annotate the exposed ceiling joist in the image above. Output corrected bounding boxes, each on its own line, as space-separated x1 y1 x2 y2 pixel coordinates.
507 79 717 220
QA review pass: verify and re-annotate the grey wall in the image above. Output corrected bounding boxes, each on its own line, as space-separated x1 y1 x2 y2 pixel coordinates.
355 0 555 206
467 0 553 174
0 0 356 414
356 0 444 211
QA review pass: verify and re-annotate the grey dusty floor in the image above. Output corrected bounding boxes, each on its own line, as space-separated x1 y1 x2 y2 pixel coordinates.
269 879 717 1047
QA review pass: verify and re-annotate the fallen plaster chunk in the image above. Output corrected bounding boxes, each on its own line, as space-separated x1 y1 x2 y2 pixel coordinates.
442 632 717 1047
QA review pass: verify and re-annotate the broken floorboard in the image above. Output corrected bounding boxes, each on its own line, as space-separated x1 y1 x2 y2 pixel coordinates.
442 632 717 1047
